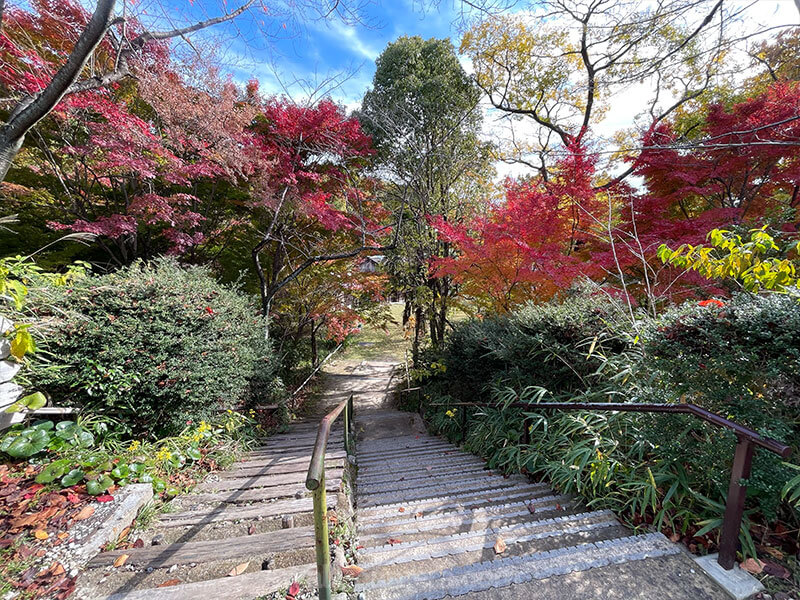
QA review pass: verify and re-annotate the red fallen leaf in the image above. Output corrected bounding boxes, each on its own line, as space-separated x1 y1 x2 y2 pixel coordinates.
333 538 340 545
95 494 114 503
740 558 764 575
398 507 405 513
356 545 365 550
287 581 301 598
158 579 182 587
133 538 144 548
66 493 80 504
387 538 403 546
556 503 563 511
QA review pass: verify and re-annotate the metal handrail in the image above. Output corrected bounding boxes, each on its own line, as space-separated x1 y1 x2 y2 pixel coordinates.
305 393 354 600
433 399 791 571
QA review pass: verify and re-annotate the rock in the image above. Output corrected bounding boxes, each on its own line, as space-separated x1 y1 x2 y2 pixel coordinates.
295 490 304 499
151 534 165 546
358 593 366 600
146 567 154 573
167 564 178 573
0 360 21 384
333 594 349 600
282 515 294 529
333 546 346 572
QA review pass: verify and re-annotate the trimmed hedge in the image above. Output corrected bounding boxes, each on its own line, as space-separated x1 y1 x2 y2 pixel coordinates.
30 259 282 437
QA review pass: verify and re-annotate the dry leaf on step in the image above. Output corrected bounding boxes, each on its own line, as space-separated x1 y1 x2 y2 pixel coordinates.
228 562 249 576
341 565 364 578
74 505 95 521
527 502 536 514
33 529 49 540
740 558 764 575
248 525 256 535
494 536 507 554
761 546 784 560
398 507 405 513
113 554 129 568
387 538 403 546
158 579 181 587
51 562 65 576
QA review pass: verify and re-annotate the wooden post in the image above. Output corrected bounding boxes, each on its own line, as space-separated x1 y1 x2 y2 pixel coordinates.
718 437 754 570
312 471 331 600
343 402 350 455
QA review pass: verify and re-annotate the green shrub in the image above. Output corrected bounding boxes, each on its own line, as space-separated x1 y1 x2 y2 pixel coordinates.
29 259 282 437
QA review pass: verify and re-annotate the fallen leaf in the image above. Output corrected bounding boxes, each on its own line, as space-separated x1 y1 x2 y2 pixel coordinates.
494 536 506 554
51 562 65 576
133 538 144 548
74 506 95 521
527 502 536 515
113 554 129 568
287 581 300 598
387 538 403 546
228 562 249 576
247 525 256 535
96 494 114 503
669 533 681 543
158 579 181 587
740 558 764 575
66 492 80 504
57 532 69 540
761 546 785 560
341 565 363 577
398 507 405 513
762 561 791 579
118 526 131 541
33 529 49 540
415 512 423 519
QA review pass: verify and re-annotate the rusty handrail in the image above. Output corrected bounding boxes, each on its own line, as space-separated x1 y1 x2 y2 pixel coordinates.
305 393 354 600
431 398 791 571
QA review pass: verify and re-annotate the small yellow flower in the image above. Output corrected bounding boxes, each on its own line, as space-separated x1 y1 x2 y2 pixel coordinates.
445 409 456 418
156 447 172 462
128 440 141 452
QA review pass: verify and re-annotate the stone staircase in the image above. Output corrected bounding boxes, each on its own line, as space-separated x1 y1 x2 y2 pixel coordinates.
77 421 346 600
352 409 730 600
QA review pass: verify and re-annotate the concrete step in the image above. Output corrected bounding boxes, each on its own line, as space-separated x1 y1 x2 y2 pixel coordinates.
358 476 536 508
357 441 457 459
196 467 345 493
218 458 344 479
98 562 316 600
235 450 345 469
357 482 552 521
357 446 471 467
358 455 485 478
357 465 495 490
360 510 619 565
358 471 511 497
158 495 335 527
186 477 340 504
358 495 579 545
355 533 681 600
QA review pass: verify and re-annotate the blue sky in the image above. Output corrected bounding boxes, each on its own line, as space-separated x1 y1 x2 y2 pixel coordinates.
158 1 471 109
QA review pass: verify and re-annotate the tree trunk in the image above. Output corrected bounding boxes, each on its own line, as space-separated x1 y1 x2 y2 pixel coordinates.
0 136 23 182
412 305 423 365
0 0 117 183
310 318 318 368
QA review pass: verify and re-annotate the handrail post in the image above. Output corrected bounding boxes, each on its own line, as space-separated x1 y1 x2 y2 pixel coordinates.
343 399 351 454
312 470 331 600
718 436 755 570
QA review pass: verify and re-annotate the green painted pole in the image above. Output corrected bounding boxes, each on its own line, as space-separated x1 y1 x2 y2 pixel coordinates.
343 402 351 454
312 471 331 600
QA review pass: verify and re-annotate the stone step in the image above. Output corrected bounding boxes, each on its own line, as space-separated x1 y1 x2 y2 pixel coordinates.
357 464 494 489
158 495 335 527
186 477 340 504
357 446 470 466
357 440 456 459
357 482 552 520
358 476 533 508
358 521 630 586
196 468 345 493
358 469 506 495
89 525 316 568
357 456 485 478
355 533 681 600
358 464 494 488
218 458 344 479
358 495 579 545
246 437 343 456
101 562 316 600
236 450 345 469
